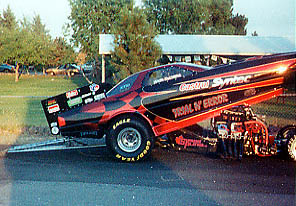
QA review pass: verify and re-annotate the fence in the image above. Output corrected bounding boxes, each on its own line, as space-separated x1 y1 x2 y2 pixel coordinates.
252 94 296 127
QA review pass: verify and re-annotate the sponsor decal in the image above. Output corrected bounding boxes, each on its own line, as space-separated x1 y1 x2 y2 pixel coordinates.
120 83 131 91
194 101 202 111
66 89 78 98
50 122 58 127
82 92 91 99
84 97 93 104
244 88 256 97
175 135 207 149
179 80 209 91
171 94 228 118
67 97 82 107
80 131 98 137
113 118 131 130
203 94 228 109
47 99 57 106
212 75 251 89
48 104 60 114
94 93 105 101
89 83 100 92
115 140 151 162
172 103 195 119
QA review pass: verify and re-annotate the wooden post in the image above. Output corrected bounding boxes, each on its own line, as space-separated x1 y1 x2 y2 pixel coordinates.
102 54 105 83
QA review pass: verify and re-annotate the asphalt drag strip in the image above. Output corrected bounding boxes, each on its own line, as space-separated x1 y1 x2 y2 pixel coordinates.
0 146 295 206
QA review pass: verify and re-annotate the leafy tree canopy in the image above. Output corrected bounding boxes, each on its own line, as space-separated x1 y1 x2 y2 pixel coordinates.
68 0 133 58
0 5 17 30
0 6 76 81
111 6 162 81
144 0 248 35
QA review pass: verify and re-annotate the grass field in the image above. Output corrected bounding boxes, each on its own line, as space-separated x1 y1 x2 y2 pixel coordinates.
0 74 295 145
0 74 88 96
0 74 89 145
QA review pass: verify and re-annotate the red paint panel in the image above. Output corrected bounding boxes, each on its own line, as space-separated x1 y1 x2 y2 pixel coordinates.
153 88 283 136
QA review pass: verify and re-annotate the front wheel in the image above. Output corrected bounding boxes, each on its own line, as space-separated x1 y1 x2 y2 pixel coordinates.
287 135 296 161
279 126 296 161
106 116 154 162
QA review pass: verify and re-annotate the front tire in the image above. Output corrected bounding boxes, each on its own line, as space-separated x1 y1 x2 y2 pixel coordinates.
106 116 154 162
279 126 296 161
287 135 296 161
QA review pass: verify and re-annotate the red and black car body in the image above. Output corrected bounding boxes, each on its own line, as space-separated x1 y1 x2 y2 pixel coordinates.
41 52 296 162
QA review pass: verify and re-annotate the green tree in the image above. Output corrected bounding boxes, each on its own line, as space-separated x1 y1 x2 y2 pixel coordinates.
68 0 132 56
51 37 76 66
200 0 233 34
0 7 74 81
30 15 55 71
230 13 248 35
0 6 24 81
68 0 133 82
0 6 18 65
0 5 17 30
144 0 204 34
144 0 248 35
0 24 33 81
111 6 162 81
32 15 48 35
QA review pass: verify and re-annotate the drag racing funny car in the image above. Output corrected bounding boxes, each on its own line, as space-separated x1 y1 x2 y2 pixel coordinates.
41 52 296 162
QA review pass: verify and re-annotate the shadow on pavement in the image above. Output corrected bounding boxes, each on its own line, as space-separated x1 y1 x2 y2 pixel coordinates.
2 147 220 206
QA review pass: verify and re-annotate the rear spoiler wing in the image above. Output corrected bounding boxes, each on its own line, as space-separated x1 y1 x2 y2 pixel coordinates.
41 83 112 135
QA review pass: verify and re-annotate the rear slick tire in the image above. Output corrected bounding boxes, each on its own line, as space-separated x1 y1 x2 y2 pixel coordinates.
107 116 154 162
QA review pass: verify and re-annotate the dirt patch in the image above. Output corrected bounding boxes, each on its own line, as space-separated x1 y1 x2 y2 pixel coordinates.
0 126 57 146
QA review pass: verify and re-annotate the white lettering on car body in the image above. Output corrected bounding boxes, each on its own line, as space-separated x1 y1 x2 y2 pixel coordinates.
212 75 251 89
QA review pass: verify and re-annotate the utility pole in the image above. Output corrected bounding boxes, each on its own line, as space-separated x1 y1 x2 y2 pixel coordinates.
102 54 105 83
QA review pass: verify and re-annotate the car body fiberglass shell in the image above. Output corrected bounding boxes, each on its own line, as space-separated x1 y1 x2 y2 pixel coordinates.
55 52 296 138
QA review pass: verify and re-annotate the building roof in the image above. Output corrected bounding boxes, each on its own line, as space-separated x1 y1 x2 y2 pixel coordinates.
99 34 295 56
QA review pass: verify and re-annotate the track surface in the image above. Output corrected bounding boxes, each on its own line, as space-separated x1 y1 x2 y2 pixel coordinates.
0 146 295 206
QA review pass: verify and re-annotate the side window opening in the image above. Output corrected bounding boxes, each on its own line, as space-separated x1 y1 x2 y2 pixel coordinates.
144 66 195 87
107 73 139 97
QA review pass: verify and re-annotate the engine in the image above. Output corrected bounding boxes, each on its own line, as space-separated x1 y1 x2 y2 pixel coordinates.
213 105 277 160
